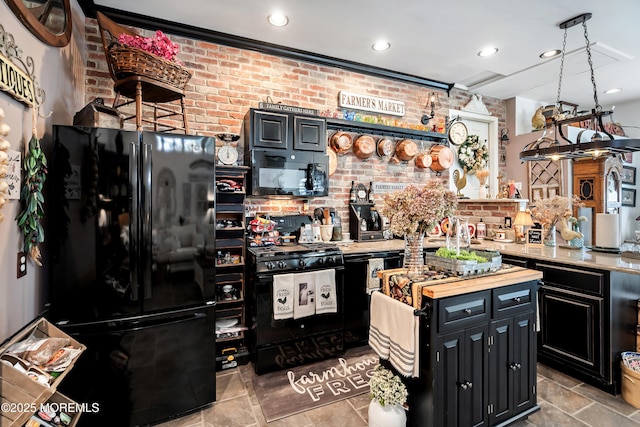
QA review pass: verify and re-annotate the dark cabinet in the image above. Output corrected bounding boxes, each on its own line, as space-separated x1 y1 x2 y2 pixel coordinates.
244 109 327 152
251 110 289 149
499 255 640 394
435 324 489 427
407 280 539 427
343 251 402 348
489 312 536 425
536 262 606 385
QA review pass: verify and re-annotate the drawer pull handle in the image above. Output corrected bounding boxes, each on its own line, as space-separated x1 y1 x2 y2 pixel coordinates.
464 308 472 315
513 297 521 303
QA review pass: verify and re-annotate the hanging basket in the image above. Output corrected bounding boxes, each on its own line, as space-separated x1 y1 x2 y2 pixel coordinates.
106 44 192 90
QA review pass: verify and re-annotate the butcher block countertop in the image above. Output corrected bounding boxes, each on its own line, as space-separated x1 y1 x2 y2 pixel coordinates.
339 238 640 275
378 266 542 302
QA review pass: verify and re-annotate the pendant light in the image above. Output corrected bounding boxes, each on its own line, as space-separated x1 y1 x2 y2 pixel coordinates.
520 13 640 162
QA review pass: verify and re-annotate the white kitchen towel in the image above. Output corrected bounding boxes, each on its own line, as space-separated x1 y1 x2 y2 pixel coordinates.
293 271 316 319
368 291 420 377
272 273 294 320
367 258 384 294
315 269 337 314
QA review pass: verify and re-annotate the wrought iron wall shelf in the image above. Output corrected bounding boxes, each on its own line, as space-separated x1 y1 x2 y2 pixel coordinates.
326 118 447 143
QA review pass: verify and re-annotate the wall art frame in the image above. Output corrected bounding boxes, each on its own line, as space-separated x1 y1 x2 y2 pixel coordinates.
622 165 636 186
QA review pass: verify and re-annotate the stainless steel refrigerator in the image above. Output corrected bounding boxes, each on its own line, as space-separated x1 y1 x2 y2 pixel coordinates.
48 126 217 426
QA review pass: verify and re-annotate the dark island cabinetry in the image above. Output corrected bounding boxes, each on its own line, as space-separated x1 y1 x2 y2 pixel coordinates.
500 254 640 394
407 277 539 427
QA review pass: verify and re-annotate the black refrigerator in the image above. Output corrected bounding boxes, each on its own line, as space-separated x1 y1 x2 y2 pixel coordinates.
48 126 217 426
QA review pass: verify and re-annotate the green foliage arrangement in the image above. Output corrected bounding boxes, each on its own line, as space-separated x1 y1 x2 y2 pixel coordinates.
435 247 488 262
16 135 47 265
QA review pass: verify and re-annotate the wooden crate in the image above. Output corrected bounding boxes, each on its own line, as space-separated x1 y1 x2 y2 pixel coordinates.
0 318 86 427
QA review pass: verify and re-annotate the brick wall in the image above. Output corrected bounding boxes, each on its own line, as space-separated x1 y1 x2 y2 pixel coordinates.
84 18 509 235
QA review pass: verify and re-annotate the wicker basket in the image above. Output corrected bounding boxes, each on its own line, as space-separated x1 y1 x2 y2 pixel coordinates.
106 44 192 90
425 250 502 276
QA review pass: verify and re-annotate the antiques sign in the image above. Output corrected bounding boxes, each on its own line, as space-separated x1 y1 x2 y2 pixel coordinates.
0 50 35 107
338 91 405 117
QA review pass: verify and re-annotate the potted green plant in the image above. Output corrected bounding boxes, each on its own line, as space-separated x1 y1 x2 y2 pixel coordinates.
368 365 408 427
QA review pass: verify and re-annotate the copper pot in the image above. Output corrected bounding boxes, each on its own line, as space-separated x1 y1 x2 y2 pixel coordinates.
329 131 353 154
377 137 395 157
395 139 418 161
415 153 433 169
328 147 337 176
353 135 375 160
430 145 454 171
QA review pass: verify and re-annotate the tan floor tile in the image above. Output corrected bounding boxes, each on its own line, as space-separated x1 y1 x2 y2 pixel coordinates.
574 402 640 427
573 382 639 417
201 394 257 427
537 363 583 389
217 371 248 401
526 400 589 426
348 392 373 410
537 378 593 414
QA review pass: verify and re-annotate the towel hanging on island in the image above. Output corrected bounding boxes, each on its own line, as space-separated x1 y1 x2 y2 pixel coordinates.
293 271 316 319
272 273 294 320
369 291 420 377
315 269 337 314
366 258 384 294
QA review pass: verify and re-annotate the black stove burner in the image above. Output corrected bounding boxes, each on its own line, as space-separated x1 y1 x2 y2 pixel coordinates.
249 243 343 274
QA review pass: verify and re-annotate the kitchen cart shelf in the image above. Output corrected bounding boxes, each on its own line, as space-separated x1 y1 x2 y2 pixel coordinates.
213 166 248 370
326 117 448 142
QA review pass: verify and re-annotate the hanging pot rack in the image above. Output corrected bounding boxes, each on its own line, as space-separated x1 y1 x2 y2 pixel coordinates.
520 13 640 162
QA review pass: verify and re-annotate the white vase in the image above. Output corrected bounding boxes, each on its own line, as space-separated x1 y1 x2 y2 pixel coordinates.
368 399 407 427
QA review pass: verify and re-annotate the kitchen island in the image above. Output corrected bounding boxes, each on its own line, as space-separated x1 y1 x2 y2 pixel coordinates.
343 238 640 395
374 266 542 427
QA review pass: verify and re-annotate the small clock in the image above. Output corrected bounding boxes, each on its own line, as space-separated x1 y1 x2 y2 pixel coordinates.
217 143 239 165
448 121 468 146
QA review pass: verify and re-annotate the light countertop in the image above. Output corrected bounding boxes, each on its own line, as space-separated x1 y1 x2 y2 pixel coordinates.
338 238 640 275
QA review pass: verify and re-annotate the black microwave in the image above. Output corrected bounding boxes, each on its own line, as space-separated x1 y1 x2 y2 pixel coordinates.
247 149 329 198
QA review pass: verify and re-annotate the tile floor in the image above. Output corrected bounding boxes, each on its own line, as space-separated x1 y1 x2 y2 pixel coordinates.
157 361 640 427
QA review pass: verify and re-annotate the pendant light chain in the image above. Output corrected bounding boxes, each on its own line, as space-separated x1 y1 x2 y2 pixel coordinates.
556 27 568 106
582 19 601 111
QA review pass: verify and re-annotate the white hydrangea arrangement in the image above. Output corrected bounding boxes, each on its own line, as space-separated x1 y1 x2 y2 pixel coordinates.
369 365 408 408
458 135 489 175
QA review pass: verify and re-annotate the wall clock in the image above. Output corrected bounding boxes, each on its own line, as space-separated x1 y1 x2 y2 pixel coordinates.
448 121 468 146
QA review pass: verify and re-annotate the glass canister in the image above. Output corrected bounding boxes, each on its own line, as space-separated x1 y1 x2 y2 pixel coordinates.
332 216 342 241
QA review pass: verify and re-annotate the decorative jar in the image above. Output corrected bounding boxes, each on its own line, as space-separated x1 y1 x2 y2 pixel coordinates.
368 399 406 427
403 232 425 279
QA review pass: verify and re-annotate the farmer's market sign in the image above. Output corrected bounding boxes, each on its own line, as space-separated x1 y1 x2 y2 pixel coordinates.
0 25 43 107
338 91 405 117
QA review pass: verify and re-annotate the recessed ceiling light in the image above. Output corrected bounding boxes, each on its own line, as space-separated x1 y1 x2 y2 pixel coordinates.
540 49 561 58
477 47 498 57
267 13 289 27
372 40 391 51
604 88 622 94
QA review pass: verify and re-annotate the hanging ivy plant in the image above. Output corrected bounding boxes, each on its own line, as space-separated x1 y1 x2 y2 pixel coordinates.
16 135 48 266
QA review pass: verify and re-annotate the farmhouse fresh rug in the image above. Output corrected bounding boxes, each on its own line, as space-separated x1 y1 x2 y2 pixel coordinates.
253 346 378 422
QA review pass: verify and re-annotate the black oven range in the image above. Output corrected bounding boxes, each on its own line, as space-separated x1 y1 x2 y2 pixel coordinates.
246 242 345 375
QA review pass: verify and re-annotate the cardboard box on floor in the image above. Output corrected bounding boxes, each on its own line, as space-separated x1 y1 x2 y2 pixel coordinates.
0 318 86 427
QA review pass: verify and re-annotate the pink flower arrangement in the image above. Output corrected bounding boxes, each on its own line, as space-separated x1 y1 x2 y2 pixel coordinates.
380 180 457 236
118 31 181 64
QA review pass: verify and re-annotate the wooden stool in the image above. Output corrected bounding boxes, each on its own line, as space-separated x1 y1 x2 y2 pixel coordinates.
97 12 190 133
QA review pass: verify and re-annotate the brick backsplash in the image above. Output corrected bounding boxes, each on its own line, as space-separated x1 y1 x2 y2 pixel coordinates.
84 18 510 234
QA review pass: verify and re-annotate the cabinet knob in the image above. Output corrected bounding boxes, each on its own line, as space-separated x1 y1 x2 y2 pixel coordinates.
464 308 472 315
459 381 473 390
513 297 521 303
509 362 522 371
